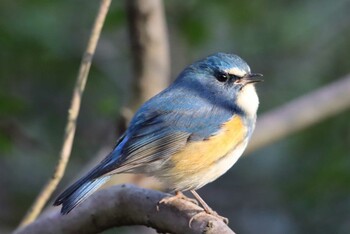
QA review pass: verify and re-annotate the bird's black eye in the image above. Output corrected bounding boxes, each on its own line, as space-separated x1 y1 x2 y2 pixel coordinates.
215 72 229 82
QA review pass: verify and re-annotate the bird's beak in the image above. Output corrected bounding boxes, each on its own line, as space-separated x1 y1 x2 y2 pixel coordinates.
241 73 264 84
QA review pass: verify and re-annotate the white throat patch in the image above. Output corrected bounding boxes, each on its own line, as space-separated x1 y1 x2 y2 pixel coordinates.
236 84 259 117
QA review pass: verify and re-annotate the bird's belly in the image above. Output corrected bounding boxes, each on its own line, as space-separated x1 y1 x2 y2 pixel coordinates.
190 139 248 189
165 139 248 191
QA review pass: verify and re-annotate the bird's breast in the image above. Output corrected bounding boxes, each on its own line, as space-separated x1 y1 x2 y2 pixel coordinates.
164 115 249 190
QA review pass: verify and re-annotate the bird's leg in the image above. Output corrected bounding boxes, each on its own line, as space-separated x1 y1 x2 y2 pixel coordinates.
159 191 198 205
190 190 229 224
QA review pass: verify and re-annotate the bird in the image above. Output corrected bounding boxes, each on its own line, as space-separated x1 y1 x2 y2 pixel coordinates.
54 52 263 220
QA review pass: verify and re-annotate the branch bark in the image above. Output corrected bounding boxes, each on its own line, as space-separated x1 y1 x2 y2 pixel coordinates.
15 184 234 234
18 0 112 227
247 75 350 153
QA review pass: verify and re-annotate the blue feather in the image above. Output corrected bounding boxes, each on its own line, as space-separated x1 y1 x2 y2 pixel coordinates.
57 176 111 214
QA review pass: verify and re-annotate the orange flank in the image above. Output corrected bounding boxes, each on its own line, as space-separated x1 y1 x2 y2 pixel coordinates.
170 115 247 177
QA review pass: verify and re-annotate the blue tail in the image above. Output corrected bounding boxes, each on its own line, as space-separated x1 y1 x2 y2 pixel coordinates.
54 173 111 214
54 135 127 214
54 175 111 214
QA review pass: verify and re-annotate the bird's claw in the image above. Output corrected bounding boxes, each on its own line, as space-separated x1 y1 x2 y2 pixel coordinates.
158 191 198 206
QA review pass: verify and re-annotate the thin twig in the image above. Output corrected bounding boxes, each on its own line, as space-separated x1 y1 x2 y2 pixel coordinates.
18 0 112 227
15 184 235 234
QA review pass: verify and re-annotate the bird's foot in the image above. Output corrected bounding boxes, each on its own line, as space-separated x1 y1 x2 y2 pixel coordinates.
159 191 198 206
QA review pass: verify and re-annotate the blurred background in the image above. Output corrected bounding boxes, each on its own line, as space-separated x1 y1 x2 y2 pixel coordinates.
1 0 350 233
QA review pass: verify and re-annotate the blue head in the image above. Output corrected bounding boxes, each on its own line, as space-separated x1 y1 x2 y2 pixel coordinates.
174 53 263 117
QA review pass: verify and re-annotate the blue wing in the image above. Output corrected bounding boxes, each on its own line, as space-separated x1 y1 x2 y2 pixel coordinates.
103 82 239 174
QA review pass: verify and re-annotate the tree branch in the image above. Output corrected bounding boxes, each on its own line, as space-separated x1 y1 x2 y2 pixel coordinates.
126 0 170 109
247 75 350 153
14 184 234 234
18 0 112 227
